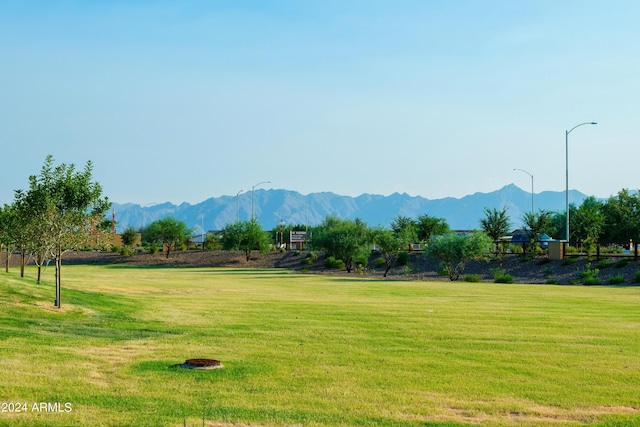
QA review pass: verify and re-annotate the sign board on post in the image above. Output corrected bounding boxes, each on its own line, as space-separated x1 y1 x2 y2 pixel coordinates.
290 231 307 242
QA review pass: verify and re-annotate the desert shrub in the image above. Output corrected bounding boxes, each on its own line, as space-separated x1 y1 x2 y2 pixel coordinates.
562 257 578 266
118 247 135 257
397 251 409 266
580 263 600 281
490 267 513 283
111 245 119 253
614 258 630 268
404 264 417 275
608 274 625 285
495 274 514 283
596 260 615 269
490 267 506 280
300 268 309 273
463 274 482 282
583 277 601 285
567 279 581 285
546 278 559 285
373 257 386 269
149 244 159 254
521 253 536 262
355 255 368 268
300 257 313 265
325 256 345 270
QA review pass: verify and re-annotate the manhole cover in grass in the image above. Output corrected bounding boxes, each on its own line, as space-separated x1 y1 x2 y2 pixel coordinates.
176 358 223 370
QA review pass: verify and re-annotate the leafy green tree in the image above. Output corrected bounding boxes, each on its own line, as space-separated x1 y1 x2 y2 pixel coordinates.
571 196 605 247
312 215 370 273
221 219 270 261
425 231 492 281
390 215 417 250
415 214 450 242
480 207 511 253
371 227 403 277
14 155 111 307
144 217 192 258
0 205 15 273
601 189 640 245
522 210 553 250
121 226 139 248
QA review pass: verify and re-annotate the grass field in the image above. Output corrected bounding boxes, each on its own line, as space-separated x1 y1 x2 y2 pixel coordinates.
1 265 639 426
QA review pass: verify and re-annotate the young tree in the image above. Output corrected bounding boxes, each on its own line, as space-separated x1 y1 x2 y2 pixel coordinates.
0 205 14 273
371 227 402 277
571 196 605 247
425 231 492 281
415 214 450 242
480 207 511 253
144 217 192 258
121 226 139 248
601 189 640 245
220 219 270 261
522 210 553 250
17 155 111 307
312 215 370 273
390 215 417 250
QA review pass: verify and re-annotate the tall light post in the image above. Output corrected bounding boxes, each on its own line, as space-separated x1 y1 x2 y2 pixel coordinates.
251 181 271 220
236 189 243 222
513 168 534 215
566 121 597 242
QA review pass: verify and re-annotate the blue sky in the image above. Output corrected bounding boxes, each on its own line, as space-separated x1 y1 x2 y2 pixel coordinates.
1 1 638 205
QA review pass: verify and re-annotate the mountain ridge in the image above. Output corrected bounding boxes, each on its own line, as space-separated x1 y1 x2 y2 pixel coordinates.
111 184 590 235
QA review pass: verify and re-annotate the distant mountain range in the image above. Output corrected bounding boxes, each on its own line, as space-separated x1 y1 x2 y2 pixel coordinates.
111 184 589 234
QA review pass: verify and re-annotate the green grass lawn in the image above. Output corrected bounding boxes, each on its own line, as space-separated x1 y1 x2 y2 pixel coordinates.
1 265 639 426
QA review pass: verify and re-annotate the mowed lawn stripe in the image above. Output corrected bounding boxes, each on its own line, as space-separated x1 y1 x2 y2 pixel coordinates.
1 265 639 426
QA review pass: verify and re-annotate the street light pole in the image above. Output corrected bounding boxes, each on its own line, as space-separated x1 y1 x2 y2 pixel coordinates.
566 121 597 243
251 181 271 220
513 168 534 215
236 189 243 222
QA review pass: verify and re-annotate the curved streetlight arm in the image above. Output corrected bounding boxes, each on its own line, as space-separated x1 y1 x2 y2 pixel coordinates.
251 181 271 220
567 121 597 135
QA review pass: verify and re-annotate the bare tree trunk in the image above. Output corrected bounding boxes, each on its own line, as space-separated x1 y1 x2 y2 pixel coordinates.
55 245 62 308
36 251 43 284
20 246 26 278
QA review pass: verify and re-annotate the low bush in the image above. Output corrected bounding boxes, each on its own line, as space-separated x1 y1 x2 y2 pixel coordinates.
595 260 614 269
463 274 482 282
495 274 514 284
608 274 625 285
537 258 552 265
490 267 513 283
397 251 409 266
325 256 345 270
562 257 578 266
583 277 601 286
634 271 640 283
614 258 630 268
373 257 386 269
546 278 560 285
